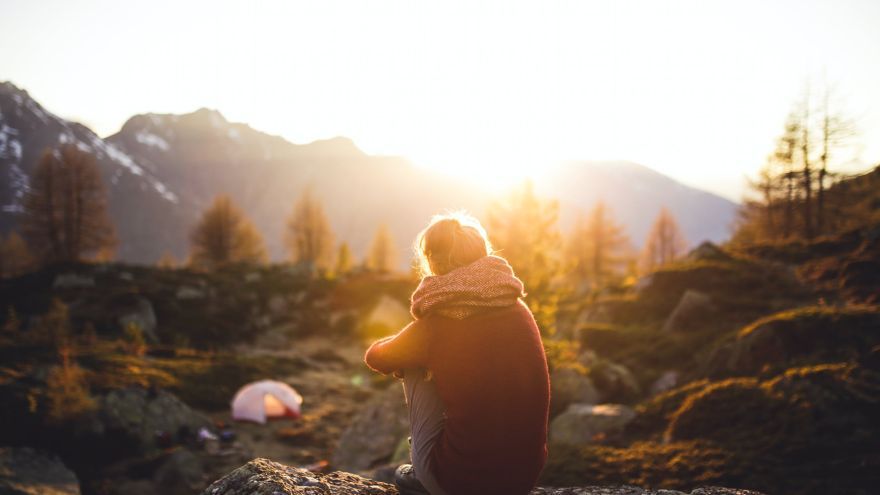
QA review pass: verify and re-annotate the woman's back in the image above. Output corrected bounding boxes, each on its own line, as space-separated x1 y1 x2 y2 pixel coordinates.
424 301 549 495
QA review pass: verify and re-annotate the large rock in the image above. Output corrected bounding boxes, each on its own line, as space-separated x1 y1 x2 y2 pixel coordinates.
364 295 410 333
685 241 732 263
661 290 714 333
550 368 600 416
649 370 680 396
0 447 80 495
549 403 636 446
202 458 392 495
579 351 642 403
53 273 95 289
153 449 207 495
116 296 159 343
726 306 880 374
202 458 766 495
87 388 212 455
332 384 409 472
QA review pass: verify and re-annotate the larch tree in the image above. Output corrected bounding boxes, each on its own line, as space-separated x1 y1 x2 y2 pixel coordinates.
816 85 857 235
284 188 335 269
189 195 267 270
567 202 631 289
367 224 397 273
21 145 116 263
0 231 34 278
641 208 687 272
486 181 561 333
733 84 858 244
335 241 353 276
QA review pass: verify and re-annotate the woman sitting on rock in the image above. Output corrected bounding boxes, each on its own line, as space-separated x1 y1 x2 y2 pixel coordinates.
364 212 551 495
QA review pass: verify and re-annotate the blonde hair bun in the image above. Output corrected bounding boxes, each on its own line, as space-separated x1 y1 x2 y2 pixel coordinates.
414 211 493 277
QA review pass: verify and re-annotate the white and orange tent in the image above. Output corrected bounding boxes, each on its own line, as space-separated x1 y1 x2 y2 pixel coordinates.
231 380 303 424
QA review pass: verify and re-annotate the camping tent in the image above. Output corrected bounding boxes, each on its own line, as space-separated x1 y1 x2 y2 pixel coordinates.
231 380 303 424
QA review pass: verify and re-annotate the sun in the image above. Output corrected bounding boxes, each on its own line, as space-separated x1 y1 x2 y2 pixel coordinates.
407 149 553 193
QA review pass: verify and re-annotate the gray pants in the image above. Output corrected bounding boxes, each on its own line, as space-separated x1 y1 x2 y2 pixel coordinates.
402 369 450 495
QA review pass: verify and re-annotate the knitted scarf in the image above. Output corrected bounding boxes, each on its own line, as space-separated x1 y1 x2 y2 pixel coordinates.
410 255 525 320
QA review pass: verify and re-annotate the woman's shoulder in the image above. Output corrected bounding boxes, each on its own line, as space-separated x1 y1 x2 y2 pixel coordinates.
425 300 535 327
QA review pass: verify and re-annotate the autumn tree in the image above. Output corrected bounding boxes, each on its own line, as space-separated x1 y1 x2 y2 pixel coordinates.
335 241 354 276
735 84 858 243
189 195 267 270
816 85 857 234
641 208 687 272
284 188 335 269
0 231 34 277
45 346 95 423
21 145 116 263
367 224 397 273
156 251 178 269
567 202 631 289
486 181 562 333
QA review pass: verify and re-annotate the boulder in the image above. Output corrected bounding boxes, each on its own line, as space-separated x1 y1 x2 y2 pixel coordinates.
0 447 80 495
662 290 714 333
550 403 636 446
332 384 409 472
365 295 410 333
726 306 880 374
685 242 732 263
176 286 206 300
649 370 680 396
88 388 212 455
153 449 206 495
202 458 388 494
53 273 95 289
204 458 767 495
117 296 158 344
550 368 600 416
579 352 641 403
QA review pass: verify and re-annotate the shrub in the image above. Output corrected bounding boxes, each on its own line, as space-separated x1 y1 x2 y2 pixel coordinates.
122 322 147 356
45 348 95 423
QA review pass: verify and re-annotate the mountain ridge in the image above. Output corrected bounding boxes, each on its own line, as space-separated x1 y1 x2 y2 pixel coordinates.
1 81 737 264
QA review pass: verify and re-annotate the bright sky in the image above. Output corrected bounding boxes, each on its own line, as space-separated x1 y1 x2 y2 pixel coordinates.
2 0 879 200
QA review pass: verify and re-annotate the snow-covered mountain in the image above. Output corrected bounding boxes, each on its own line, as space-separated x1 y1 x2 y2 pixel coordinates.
0 81 738 264
0 81 188 261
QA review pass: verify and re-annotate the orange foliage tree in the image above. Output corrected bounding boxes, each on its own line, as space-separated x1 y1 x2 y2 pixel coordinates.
189 195 267 269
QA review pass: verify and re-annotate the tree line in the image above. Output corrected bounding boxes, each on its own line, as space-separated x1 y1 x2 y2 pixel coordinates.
186 190 397 274
0 143 399 276
1 142 690 283
733 83 860 244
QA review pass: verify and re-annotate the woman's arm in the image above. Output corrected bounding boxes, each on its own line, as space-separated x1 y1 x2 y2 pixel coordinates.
364 320 429 375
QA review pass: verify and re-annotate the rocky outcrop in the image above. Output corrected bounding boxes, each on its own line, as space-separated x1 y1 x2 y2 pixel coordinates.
550 403 636 446
331 384 409 472
116 295 159 343
84 387 212 455
726 305 880 374
579 351 641 403
202 458 393 495
0 447 80 495
550 368 600 416
661 290 714 333
201 458 766 495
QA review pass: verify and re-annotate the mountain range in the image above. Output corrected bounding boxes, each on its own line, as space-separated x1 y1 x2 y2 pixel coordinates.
0 81 738 265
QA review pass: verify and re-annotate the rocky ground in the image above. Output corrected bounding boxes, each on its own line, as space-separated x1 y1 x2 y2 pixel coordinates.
201 458 767 495
1 226 879 495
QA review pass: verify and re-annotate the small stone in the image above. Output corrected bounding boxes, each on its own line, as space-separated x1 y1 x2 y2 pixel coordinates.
53 273 95 289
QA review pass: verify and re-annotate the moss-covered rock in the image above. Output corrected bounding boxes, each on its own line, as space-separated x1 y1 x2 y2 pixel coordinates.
726 305 880 374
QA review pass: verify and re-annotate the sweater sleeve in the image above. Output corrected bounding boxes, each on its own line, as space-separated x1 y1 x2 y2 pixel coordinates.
364 320 430 375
